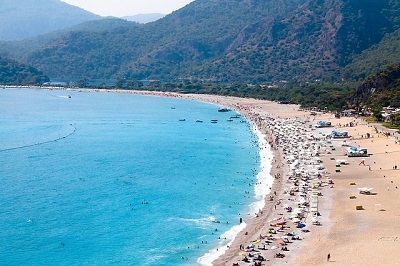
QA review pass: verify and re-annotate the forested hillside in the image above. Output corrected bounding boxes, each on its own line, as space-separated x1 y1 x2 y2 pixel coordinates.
197 0 400 82
345 29 400 80
0 0 306 81
1 0 400 84
0 57 49 85
16 0 305 82
353 64 400 109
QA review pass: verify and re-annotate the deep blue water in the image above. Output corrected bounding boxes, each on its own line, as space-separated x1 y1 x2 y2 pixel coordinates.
0 89 259 265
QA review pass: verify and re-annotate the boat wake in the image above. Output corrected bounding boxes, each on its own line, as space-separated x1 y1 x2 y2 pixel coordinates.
170 215 219 229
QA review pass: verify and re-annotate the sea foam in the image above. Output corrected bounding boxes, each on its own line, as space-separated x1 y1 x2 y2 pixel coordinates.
197 222 247 265
198 118 274 265
250 125 274 214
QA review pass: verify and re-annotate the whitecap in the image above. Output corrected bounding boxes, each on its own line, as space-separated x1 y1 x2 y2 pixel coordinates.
197 222 247 266
169 215 219 229
197 112 274 265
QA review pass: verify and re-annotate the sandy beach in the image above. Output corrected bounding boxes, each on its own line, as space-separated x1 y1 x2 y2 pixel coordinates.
22 87 400 265
123 90 338 265
293 114 400 266
151 91 400 266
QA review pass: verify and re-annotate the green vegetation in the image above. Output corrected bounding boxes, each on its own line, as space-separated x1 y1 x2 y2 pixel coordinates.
0 56 49 85
120 81 356 111
14 0 304 82
0 0 399 121
3 0 400 84
345 29 400 80
351 64 400 129
198 0 400 82
382 121 400 131
336 0 400 66
353 64 400 110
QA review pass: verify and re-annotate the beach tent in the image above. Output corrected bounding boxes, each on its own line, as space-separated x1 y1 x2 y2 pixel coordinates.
347 146 368 157
331 130 349 139
315 121 332 128
358 187 374 195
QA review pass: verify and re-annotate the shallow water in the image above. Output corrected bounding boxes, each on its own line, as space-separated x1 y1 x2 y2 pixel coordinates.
0 89 260 265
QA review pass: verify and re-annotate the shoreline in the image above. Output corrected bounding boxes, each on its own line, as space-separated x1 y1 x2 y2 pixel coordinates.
3 87 306 265
87 88 306 265
5 87 289 265
5 87 400 265
197 110 277 266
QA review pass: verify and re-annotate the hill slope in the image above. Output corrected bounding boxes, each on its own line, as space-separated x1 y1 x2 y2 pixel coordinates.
353 64 400 109
19 0 305 81
344 29 400 80
196 0 400 82
0 57 49 85
0 0 100 41
2 0 400 83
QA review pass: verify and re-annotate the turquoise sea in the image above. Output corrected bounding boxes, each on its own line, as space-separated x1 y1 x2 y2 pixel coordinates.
0 89 260 265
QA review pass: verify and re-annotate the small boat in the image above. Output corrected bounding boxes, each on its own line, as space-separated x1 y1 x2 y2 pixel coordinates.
227 119 234 122
211 119 218 122
218 108 231 112
196 120 203 123
171 107 176 110
211 121 218 124
230 115 241 119
179 119 186 122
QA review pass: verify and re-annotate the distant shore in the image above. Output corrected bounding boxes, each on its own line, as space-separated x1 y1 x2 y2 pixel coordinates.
6 86 400 265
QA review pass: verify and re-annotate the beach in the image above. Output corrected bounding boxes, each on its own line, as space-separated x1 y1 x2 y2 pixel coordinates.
125 90 332 265
10 87 400 265
138 91 400 265
293 115 400 265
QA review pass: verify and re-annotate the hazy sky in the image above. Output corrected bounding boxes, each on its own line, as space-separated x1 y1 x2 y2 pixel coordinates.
62 0 194 17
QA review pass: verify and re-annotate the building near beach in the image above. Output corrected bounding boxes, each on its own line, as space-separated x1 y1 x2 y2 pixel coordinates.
381 106 400 122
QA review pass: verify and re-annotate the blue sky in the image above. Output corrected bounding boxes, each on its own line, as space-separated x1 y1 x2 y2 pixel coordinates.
62 0 194 17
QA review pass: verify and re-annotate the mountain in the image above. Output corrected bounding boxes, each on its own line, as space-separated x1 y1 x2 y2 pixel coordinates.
0 0 100 41
344 29 400 80
0 18 137 60
0 56 49 85
2 0 400 84
197 0 400 82
7 0 305 82
123 13 165 24
353 64 400 109
66 17 137 32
